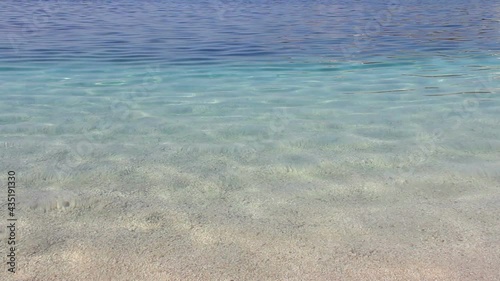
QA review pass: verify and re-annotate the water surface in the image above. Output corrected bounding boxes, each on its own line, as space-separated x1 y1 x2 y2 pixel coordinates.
1 0 499 280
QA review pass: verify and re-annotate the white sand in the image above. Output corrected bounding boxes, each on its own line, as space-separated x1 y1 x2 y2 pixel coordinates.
1 129 499 281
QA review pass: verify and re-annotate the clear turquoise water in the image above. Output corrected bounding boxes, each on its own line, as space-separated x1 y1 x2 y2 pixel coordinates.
1 0 499 179
1 0 500 279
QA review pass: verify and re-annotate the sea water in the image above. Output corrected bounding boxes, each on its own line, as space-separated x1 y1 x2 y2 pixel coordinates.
0 0 499 279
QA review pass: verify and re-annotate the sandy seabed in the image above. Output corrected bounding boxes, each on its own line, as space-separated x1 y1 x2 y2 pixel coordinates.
1 140 499 281
1 107 499 281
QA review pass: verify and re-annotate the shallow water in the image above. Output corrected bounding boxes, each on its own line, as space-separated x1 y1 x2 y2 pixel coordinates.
1 0 499 280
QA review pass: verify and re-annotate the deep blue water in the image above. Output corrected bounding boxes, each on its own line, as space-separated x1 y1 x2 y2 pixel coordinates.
1 0 499 64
